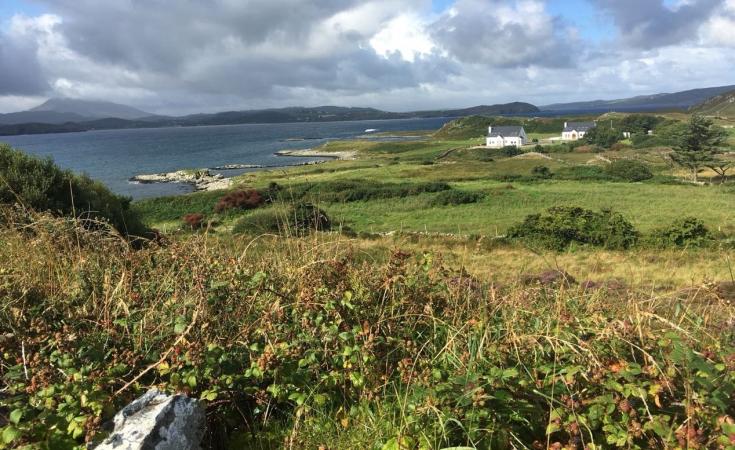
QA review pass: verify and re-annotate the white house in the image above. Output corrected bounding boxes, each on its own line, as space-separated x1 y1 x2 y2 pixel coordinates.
486 126 527 148
561 122 596 141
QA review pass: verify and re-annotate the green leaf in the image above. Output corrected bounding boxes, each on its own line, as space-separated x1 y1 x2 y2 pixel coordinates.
9 409 22 425
2 426 21 444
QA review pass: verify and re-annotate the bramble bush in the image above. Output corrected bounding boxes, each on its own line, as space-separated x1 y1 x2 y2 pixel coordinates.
507 206 639 250
0 144 146 236
1 210 734 449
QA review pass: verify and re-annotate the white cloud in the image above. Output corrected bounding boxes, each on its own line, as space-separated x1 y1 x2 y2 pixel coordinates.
0 0 733 114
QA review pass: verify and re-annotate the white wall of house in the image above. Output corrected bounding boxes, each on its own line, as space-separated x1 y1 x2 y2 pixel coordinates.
486 133 527 148
562 130 586 141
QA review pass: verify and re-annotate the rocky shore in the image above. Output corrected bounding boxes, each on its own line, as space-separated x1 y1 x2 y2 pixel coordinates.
275 148 357 160
130 169 232 191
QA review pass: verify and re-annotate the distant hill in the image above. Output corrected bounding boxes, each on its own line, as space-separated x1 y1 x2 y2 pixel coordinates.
689 89 735 117
0 98 154 125
0 102 540 136
30 98 153 120
542 85 735 113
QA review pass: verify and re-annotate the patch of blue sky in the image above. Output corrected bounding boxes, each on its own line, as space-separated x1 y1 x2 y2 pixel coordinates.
0 0 43 21
432 0 455 13
547 0 616 42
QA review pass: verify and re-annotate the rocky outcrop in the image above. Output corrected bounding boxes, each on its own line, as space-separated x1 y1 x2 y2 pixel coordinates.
95 389 205 450
130 169 231 191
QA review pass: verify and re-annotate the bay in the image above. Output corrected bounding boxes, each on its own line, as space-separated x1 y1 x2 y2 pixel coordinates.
0 117 452 199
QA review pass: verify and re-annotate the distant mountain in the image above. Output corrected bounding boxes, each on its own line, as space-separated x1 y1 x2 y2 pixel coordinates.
689 89 735 117
0 98 154 126
30 98 153 120
0 102 540 136
542 85 735 113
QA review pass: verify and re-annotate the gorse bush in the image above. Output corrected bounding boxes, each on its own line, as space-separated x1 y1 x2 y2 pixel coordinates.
429 190 484 207
1 213 734 449
605 159 654 182
0 144 146 235
214 189 264 213
507 206 639 250
650 216 711 248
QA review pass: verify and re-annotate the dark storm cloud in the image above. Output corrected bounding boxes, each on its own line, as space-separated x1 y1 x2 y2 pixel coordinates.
431 0 577 68
592 0 723 49
0 28 48 95
29 0 454 98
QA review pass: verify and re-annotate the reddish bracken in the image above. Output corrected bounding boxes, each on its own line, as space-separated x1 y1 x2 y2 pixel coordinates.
182 213 205 229
214 189 264 213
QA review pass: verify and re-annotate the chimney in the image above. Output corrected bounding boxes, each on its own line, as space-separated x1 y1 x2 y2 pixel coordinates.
564 122 567 128
488 126 492 134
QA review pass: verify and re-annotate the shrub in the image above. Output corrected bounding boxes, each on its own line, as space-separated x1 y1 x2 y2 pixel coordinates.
233 203 331 235
500 146 523 157
214 189 264 213
531 165 553 179
0 144 146 235
584 126 623 148
182 213 205 230
555 166 613 181
290 202 331 232
604 159 654 182
429 190 484 206
650 217 711 248
507 206 639 250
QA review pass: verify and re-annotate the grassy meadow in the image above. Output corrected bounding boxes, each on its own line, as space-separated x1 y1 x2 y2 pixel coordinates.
2 113 735 449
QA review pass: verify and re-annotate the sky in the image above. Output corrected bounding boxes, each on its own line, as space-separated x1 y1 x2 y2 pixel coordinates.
0 0 734 115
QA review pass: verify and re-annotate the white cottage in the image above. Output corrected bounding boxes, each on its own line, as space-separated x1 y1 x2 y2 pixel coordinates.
561 121 596 141
486 126 527 148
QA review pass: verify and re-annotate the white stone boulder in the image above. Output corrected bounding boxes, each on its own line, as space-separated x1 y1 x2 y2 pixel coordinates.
95 389 205 450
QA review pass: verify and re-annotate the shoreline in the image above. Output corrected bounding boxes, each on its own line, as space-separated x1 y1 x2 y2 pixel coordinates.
274 148 357 160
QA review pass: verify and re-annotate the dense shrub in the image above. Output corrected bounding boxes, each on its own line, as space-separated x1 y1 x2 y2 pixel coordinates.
0 144 146 235
429 190 484 206
507 206 639 250
182 213 205 229
500 145 523 157
214 189 264 213
650 217 711 248
233 203 331 235
604 159 654 182
531 165 553 179
584 126 623 148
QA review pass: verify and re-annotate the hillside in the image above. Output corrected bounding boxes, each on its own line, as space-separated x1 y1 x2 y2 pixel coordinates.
0 102 540 136
690 89 735 116
542 84 735 112
30 98 153 120
434 115 573 139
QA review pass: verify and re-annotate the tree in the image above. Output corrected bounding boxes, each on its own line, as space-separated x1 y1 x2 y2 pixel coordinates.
671 115 728 182
584 126 622 148
705 159 733 182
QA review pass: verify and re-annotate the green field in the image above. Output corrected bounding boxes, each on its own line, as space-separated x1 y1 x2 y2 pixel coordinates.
5 114 735 449
135 132 735 237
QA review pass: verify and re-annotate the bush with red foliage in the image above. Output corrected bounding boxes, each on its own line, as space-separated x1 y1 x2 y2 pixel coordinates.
214 189 264 213
182 213 205 230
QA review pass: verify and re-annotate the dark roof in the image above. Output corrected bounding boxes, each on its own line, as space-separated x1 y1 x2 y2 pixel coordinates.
564 121 596 132
489 126 525 137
